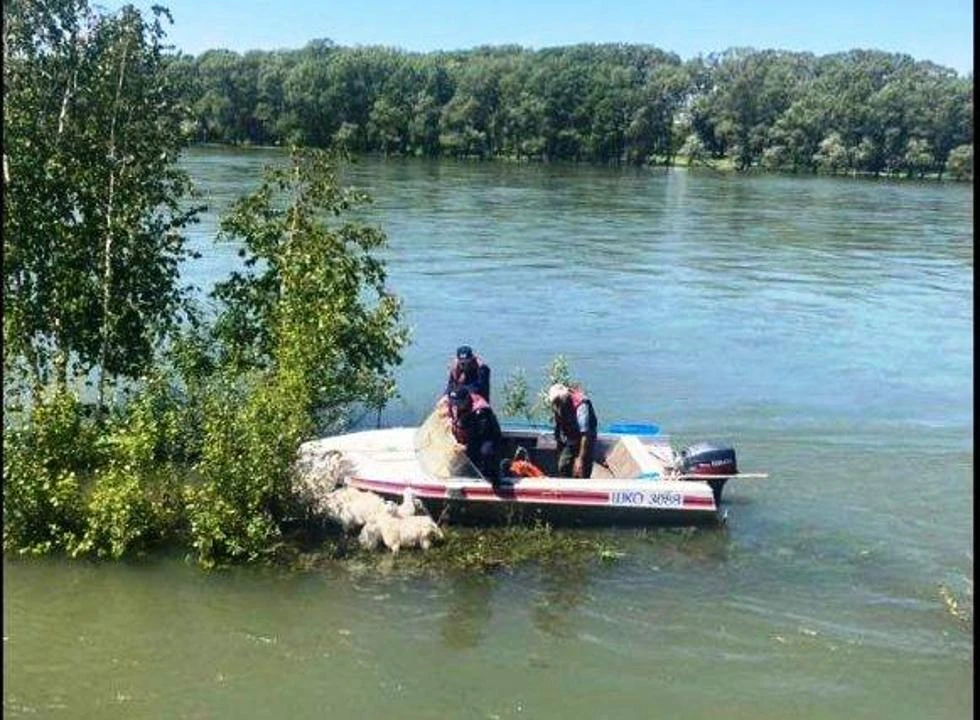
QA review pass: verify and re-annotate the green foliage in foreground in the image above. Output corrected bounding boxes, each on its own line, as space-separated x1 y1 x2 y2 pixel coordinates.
179 148 408 568
3 390 95 555
3 143 408 567
184 373 310 567
4 156 407 568
3 379 186 558
212 148 407 427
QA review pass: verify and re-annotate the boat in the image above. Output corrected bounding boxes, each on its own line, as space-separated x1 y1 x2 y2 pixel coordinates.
304 409 766 527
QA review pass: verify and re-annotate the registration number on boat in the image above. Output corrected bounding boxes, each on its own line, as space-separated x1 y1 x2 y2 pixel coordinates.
609 490 683 508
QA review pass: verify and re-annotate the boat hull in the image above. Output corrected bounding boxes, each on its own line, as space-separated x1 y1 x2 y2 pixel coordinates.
347 473 721 528
305 426 724 528
360 487 720 527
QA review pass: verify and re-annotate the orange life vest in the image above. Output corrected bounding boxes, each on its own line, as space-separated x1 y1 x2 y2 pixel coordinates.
510 459 545 477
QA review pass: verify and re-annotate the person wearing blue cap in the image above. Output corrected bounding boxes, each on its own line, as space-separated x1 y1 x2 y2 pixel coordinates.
445 345 491 402
447 387 502 484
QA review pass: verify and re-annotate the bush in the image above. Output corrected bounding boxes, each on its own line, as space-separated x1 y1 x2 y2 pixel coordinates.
65 373 195 558
3 390 97 554
74 466 167 559
4 378 193 559
946 144 973 181
500 355 577 423
104 372 203 466
185 373 312 567
2 148 408 568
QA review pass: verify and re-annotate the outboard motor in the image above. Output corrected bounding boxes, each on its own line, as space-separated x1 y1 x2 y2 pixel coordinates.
680 442 737 504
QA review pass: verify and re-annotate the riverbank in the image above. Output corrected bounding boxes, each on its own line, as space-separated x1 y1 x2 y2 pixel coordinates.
186 141 971 182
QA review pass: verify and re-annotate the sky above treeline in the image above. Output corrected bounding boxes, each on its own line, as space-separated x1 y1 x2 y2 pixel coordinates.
115 0 972 76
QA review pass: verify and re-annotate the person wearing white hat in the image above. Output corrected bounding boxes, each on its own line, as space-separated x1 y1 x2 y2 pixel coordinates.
548 383 598 478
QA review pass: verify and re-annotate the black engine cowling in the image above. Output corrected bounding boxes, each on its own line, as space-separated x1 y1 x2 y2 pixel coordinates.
680 442 737 504
680 442 737 476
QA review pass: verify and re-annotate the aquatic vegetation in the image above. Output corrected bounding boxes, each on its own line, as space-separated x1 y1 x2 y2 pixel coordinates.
408 523 624 573
284 522 626 575
938 583 972 627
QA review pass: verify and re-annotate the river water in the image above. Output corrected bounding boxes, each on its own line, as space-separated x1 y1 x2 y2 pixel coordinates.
4 147 973 718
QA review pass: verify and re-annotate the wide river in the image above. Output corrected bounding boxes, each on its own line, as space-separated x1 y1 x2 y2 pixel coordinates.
4 147 973 719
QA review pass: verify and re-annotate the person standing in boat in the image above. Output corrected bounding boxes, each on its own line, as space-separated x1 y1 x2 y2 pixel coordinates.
548 383 598 479
447 387 502 484
445 345 491 402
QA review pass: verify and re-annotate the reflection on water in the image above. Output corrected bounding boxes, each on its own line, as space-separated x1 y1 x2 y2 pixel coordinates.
530 563 591 639
440 574 494 650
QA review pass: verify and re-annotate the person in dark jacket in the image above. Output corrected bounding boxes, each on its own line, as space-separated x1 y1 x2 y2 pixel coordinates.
447 387 502 483
548 383 598 478
445 345 491 402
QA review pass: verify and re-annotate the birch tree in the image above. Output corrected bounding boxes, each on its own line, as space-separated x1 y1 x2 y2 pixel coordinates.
3 1 201 414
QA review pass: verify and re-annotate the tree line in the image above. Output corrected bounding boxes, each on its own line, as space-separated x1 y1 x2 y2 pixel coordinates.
167 41 974 179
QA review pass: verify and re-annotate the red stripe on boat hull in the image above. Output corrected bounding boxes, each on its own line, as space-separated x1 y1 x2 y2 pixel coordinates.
348 476 715 511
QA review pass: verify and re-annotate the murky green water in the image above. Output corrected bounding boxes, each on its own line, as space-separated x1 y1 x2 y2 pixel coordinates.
4 148 972 719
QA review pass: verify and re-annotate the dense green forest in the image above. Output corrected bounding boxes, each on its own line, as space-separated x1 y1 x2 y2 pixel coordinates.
167 41 973 178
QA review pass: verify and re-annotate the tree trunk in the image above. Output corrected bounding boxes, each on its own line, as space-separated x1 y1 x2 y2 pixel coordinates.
57 68 78 137
46 50 81 398
52 317 69 391
96 37 131 420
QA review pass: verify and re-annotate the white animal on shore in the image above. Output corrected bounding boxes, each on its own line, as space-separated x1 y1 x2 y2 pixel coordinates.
396 487 424 518
323 486 389 531
358 504 444 554
357 503 394 550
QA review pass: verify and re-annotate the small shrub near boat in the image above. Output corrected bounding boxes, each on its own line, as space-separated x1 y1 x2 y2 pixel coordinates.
2 380 194 558
185 374 312 567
